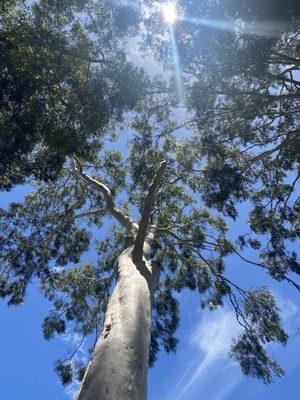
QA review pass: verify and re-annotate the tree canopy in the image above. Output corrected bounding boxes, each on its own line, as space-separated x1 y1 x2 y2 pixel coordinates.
143 0 300 292
0 0 299 394
0 123 297 387
0 0 146 189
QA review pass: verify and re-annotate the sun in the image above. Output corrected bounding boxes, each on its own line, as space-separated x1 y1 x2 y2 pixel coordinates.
162 3 177 25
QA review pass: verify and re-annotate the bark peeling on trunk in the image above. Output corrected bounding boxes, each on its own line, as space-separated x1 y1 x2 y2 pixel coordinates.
77 245 159 400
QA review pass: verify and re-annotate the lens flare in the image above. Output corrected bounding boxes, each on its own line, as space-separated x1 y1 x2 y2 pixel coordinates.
169 25 185 103
162 3 177 24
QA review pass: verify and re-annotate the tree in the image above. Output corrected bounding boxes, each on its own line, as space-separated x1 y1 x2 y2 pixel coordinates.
1 1 300 399
0 0 145 189
143 0 300 291
0 129 296 399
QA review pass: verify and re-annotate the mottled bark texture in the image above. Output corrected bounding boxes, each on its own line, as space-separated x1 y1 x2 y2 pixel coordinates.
76 245 159 400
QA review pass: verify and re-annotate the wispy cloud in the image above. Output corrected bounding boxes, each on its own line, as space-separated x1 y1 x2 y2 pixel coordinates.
164 308 241 400
191 308 239 356
275 293 299 331
162 294 300 400
60 331 90 400
61 295 299 400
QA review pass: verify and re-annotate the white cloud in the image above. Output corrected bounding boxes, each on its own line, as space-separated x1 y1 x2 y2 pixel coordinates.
213 373 242 400
162 293 300 400
62 295 299 400
191 308 239 357
164 308 241 400
276 295 298 323
127 37 165 76
60 330 90 399
66 382 81 400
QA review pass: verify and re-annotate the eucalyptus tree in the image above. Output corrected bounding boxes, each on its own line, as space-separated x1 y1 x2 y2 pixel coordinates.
0 0 145 189
143 0 300 292
1 1 300 400
0 105 298 399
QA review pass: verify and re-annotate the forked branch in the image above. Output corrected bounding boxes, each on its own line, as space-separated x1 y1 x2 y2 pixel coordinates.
249 128 300 164
133 161 167 261
71 156 138 233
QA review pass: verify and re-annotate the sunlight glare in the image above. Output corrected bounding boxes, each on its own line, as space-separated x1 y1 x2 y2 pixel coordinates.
162 3 177 25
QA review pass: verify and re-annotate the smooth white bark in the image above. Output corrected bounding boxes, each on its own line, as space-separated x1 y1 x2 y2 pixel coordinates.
76 246 157 400
72 160 167 400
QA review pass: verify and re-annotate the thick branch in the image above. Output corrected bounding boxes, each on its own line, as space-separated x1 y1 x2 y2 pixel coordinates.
71 156 138 233
65 209 106 223
160 229 300 293
249 128 300 164
191 83 300 100
46 209 107 245
270 51 300 65
132 161 167 261
157 228 192 244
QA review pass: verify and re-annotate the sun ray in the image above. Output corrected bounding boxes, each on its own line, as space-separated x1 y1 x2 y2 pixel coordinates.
183 16 289 38
169 25 185 104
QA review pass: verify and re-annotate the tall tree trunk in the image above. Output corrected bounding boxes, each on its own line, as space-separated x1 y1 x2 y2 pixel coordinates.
76 246 158 400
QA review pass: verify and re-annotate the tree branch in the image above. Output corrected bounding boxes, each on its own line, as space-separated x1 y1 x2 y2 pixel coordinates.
248 128 300 164
65 209 107 223
270 51 300 65
132 161 167 261
46 209 107 245
156 228 192 244
191 84 300 101
71 156 138 233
